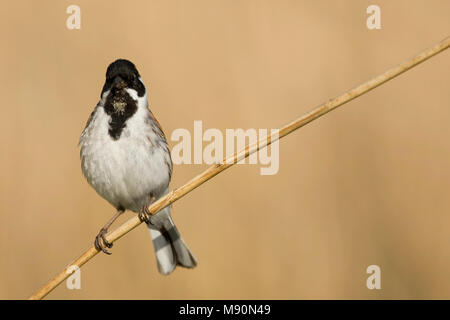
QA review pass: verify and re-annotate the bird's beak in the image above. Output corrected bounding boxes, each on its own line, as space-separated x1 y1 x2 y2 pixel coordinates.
113 76 127 89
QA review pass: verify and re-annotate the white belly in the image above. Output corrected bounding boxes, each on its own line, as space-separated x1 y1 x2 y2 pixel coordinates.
80 106 170 212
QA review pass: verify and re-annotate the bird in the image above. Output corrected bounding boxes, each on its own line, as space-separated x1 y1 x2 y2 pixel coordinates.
79 59 197 275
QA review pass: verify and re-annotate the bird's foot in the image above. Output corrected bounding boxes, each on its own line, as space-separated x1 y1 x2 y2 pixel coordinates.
139 205 153 224
94 228 113 255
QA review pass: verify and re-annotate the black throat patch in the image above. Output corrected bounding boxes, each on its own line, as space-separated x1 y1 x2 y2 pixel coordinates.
103 89 138 140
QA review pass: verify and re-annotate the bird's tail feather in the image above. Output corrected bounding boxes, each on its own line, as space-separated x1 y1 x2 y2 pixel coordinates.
147 220 197 275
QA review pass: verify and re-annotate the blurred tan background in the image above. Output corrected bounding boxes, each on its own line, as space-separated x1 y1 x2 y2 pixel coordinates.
0 0 449 299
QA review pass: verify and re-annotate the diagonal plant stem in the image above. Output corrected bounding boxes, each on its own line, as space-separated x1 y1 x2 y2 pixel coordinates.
28 37 450 300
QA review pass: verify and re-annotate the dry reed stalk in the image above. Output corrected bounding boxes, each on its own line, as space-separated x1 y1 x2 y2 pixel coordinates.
28 37 450 300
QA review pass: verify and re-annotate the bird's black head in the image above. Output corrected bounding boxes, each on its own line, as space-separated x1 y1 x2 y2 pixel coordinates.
101 59 146 140
101 59 146 98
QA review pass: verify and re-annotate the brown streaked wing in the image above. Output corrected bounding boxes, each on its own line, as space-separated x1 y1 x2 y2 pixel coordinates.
149 108 173 180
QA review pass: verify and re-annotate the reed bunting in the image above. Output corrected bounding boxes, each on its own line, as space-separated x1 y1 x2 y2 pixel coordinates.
79 59 197 274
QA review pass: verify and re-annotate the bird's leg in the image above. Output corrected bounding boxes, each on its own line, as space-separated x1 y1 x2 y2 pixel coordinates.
94 208 125 255
139 194 156 224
